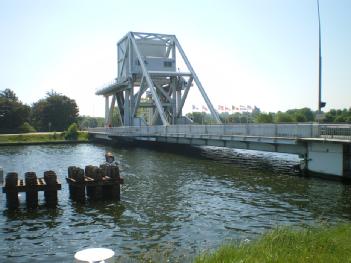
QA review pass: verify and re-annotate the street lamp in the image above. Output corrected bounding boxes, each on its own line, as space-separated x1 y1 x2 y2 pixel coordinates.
317 0 326 116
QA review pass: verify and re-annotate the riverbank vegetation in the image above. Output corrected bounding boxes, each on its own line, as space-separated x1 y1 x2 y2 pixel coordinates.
0 88 103 134
187 107 351 124
195 224 351 263
0 131 88 144
1 88 350 134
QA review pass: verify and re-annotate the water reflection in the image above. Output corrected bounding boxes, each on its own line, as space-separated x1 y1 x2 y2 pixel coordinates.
0 144 351 262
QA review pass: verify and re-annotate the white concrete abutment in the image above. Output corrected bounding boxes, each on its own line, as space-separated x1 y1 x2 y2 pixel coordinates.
302 139 351 178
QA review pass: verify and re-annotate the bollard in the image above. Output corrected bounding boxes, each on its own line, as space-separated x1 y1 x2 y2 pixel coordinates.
25 172 38 209
44 170 58 208
5 172 19 209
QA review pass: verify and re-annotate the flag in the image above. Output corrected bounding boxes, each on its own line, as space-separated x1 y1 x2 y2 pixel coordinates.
225 106 230 112
202 105 208 112
218 105 224 111
232 105 235 111
192 105 199 111
240 105 247 112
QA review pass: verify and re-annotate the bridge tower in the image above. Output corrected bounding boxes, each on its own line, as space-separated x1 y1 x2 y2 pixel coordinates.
96 32 221 126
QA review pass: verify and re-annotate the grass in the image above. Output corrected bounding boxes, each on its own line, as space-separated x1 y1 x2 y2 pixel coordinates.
0 131 89 144
194 224 351 263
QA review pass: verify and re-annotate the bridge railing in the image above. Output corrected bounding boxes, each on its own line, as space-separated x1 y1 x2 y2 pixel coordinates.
318 124 351 140
88 124 351 141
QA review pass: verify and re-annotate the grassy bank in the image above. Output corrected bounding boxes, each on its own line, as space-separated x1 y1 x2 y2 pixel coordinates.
195 224 351 263
0 131 89 144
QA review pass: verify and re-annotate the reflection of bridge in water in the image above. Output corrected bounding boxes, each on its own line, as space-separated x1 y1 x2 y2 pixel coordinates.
89 123 351 179
90 32 351 179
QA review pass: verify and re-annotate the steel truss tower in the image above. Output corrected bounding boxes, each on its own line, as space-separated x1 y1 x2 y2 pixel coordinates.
96 32 221 126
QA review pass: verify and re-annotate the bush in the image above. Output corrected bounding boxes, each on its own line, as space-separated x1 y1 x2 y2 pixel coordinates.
18 122 36 133
64 123 78 140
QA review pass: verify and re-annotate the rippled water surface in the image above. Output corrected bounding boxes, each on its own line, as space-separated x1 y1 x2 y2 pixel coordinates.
0 144 351 262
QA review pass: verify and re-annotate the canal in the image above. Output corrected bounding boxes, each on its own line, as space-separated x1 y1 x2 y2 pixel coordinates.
0 144 351 262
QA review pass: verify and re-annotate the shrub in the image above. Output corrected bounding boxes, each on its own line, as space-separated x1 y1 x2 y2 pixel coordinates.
64 123 78 140
18 122 36 133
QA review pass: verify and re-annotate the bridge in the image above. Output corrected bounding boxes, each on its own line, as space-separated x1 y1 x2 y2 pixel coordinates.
89 32 351 179
89 123 351 179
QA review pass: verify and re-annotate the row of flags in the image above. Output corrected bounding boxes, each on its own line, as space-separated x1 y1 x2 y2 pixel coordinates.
192 105 255 113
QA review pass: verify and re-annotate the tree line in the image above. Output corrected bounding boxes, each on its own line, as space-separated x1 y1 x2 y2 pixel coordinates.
186 107 351 124
1 88 350 133
0 89 103 134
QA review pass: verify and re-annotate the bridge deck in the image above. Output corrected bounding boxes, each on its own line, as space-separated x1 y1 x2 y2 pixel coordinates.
89 124 351 141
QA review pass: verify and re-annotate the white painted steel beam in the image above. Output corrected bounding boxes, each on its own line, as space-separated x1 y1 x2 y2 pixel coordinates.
97 32 225 126
173 36 222 124
129 32 169 125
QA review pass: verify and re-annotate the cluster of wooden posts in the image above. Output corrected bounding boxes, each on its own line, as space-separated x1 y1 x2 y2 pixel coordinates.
2 171 61 209
1 164 123 209
66 164 123 203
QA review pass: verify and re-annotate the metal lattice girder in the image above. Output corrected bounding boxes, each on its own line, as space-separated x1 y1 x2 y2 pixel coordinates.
173 36 221 123
96 31 222 126
129 32 169 125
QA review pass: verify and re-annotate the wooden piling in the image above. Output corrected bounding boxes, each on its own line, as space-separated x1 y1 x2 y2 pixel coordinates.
86 166 103 201
2 171 61 210
4 172 19 209
67 166 86 203
66 164 123 202
25 172 38 209
43 170 58 208
100 164 122 201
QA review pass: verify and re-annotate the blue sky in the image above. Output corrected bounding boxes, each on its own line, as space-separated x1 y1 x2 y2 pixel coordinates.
0 0 350 117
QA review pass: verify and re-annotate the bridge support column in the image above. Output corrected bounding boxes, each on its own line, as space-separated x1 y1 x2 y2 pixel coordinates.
105 96 109 126
306 141 350 178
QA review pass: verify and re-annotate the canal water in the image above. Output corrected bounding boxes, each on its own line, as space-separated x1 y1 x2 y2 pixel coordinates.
0 144 351 262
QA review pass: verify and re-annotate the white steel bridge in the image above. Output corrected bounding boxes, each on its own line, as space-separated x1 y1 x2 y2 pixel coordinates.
88 123 351 179
91 32 351 179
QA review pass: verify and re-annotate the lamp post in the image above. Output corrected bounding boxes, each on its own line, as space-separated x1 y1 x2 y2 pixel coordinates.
317 0 326 118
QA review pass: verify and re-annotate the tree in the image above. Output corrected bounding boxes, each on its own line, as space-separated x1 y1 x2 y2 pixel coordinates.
323 108 351 123
0 89 31 133
31 91 79 131
186 112 214 124
285 108 314 122
275 111 294 123
19 122 36 133
0 89 18 101
78 116 103 129
255 113 274 123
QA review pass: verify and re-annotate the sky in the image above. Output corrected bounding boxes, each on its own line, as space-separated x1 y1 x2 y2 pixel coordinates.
0 0 350 117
